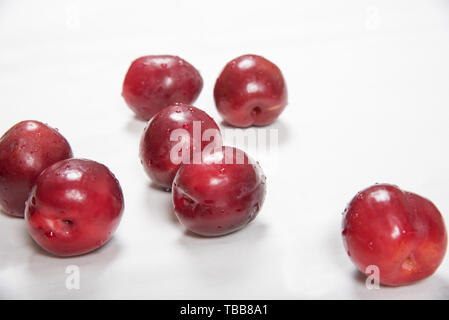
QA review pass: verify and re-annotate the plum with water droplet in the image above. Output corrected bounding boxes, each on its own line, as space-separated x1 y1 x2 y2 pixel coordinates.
25 158 124 256
172 146 266 236
122 55 203 120
0 120 72 217
342 183 447 286
214 54 287 127
139 103 221 190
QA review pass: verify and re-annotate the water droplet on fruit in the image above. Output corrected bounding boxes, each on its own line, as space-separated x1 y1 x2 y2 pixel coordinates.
368 242 374 250
254 203 260 212
45 231 55 238
249 203 259 219
182 124 189 130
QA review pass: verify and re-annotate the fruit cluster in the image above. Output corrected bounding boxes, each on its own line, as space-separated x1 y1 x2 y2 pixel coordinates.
0 121 124 256
126 54 287 237
0 53 446 288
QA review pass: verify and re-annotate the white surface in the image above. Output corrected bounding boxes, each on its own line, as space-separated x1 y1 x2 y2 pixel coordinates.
1 0 449 299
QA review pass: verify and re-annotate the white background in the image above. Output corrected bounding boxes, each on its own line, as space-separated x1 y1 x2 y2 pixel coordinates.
1 0 449 299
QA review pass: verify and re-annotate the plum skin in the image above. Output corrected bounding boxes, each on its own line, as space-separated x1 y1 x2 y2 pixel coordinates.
342 184 447 286
0 120 73 217
25 158 124 257
214 54 287 128
139 103 221 190
122 55 203 120
172 146 266 236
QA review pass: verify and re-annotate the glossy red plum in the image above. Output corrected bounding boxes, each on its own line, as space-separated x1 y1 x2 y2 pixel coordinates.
122 55 203 120
342 184 447 286
140 103 221 190
172 147 266 236
214 54 287 127
26 158 124 256
0 121 72 217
